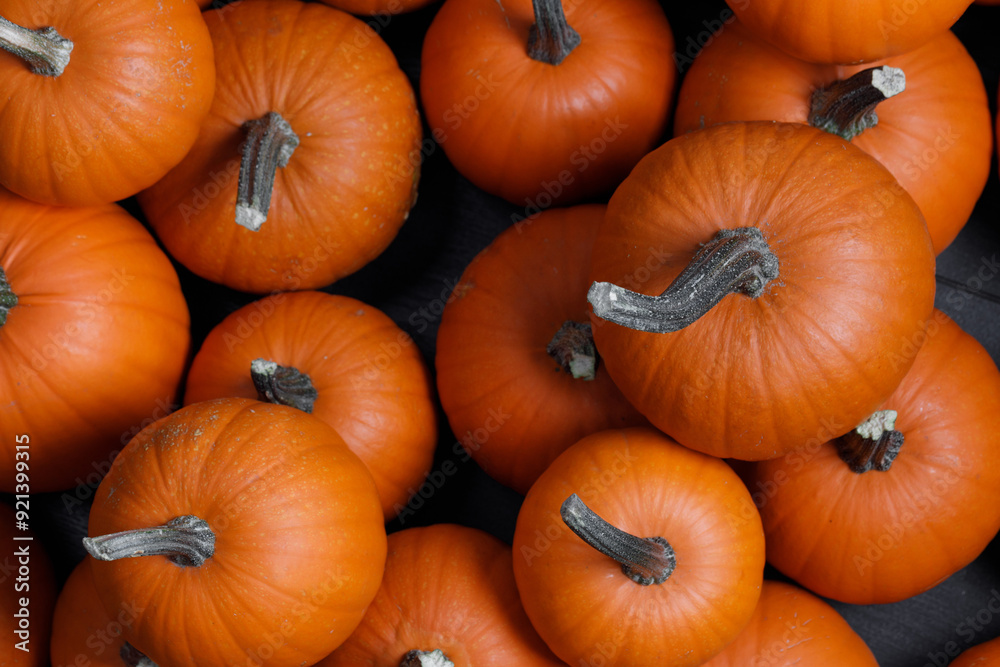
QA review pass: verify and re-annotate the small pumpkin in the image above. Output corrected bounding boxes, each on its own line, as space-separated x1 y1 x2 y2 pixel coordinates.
435 205 646 494
952 636 1000 666
0 186 190 493
749 311 1000 604
420 0 675 206
319 524 564 666
673 23 991 255
139 0 422 293
512 427 765 667
587 121 936 460
84 398 387 667
701 580 877 666
0 0 215 206
183 290 437 522
0 503 56 667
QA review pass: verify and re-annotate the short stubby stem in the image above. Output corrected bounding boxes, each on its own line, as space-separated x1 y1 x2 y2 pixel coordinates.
547 320 598 381
0 16 72 77
400 650 454 667
837 409 904 473
83 515 216 568
527 0 580 65
120 643 159 667
809 66 905 141
0 267 16 327
236 112 300 231
250 358 318 413
588 227 779 334
561 494 675 585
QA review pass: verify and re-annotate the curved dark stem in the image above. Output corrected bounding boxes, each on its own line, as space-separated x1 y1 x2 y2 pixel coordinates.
0 267 16 327
250 358 318 413
0 16 72 76
83 516 215 568
120 643 159 667
527 0 580 65
837 410 904 473
561 494 675 585
400 650 454 667
547 320 598 381
236 112 300 231
809 66 905 141
588 227 779 334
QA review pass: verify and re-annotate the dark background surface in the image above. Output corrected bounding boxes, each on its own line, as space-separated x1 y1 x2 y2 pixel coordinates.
21 1 1000 665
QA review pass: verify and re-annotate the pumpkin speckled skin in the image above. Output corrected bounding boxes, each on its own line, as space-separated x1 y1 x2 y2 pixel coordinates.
0 504 55 667
952 637 1000 666
435 205 647 495
0 187 190 493
184 291 437 522
512 427 766 667
139 0 422 294
727 0 972 64
0 0 215 206
750 312 1000 605
420 0 675 206
701 581 877 666
319 525 565 666
674 23 991 255
50 558 134 667
87 398 387 667
588 122 936 461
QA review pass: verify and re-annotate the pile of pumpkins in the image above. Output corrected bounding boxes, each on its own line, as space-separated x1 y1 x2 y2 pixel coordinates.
0 0 998 664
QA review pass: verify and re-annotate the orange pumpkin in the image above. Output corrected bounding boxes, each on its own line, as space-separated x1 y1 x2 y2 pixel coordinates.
749 311 1000 604
673 23 991 255
0 0 215 206
138 0 422 293
587 121 936 460
952 637 1000 666
319 524 564 666
183 291 437 522
512 427 765 666
435 205 646 494
0 186 190 493
0 504 55 667
84 398 387 667
420 0 675 206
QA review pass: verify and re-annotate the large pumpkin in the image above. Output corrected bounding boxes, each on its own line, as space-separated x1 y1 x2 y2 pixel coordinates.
183 291 437 522
0 186 190 492
0 0 214 206
748 311 1000 604
138 0 422 293
84 398 387 667
512 427 766 666
673 23 991 255
587 121 936 460
435 205 646 494
319 524 564 666
420 0 675 206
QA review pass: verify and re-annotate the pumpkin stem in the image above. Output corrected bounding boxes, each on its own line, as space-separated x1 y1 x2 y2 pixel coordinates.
82 515 216 568
0 267 16 327
527 0 580 65
400 650 455 667
547 320 598 381
250 358 318 413
0 16 72 77
809 66 905 141
236 112 300 232
836 409 904 473
120 643 159 667
561 494 675 585
588 227 779 334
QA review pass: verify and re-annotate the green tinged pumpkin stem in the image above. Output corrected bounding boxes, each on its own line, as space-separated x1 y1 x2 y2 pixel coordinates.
0 267 16 327
547 320 598 381
120 643 159 667
250 358 318 413
588 227 779 334
82 515 216 568
0 16 72 77
527 0 580 65
400 650 455 667
837 409 904 473
809 66 906 141
236 112 300 232
561 494 675 586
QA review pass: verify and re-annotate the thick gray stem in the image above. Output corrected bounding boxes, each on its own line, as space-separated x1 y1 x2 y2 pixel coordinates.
547 320 598 381
527 0 580 65
810 66 906 141
83 516 215 568
236 112 300 231
250 358 318 413
588 227 779 334
0 16 72 76
0 267 16 327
